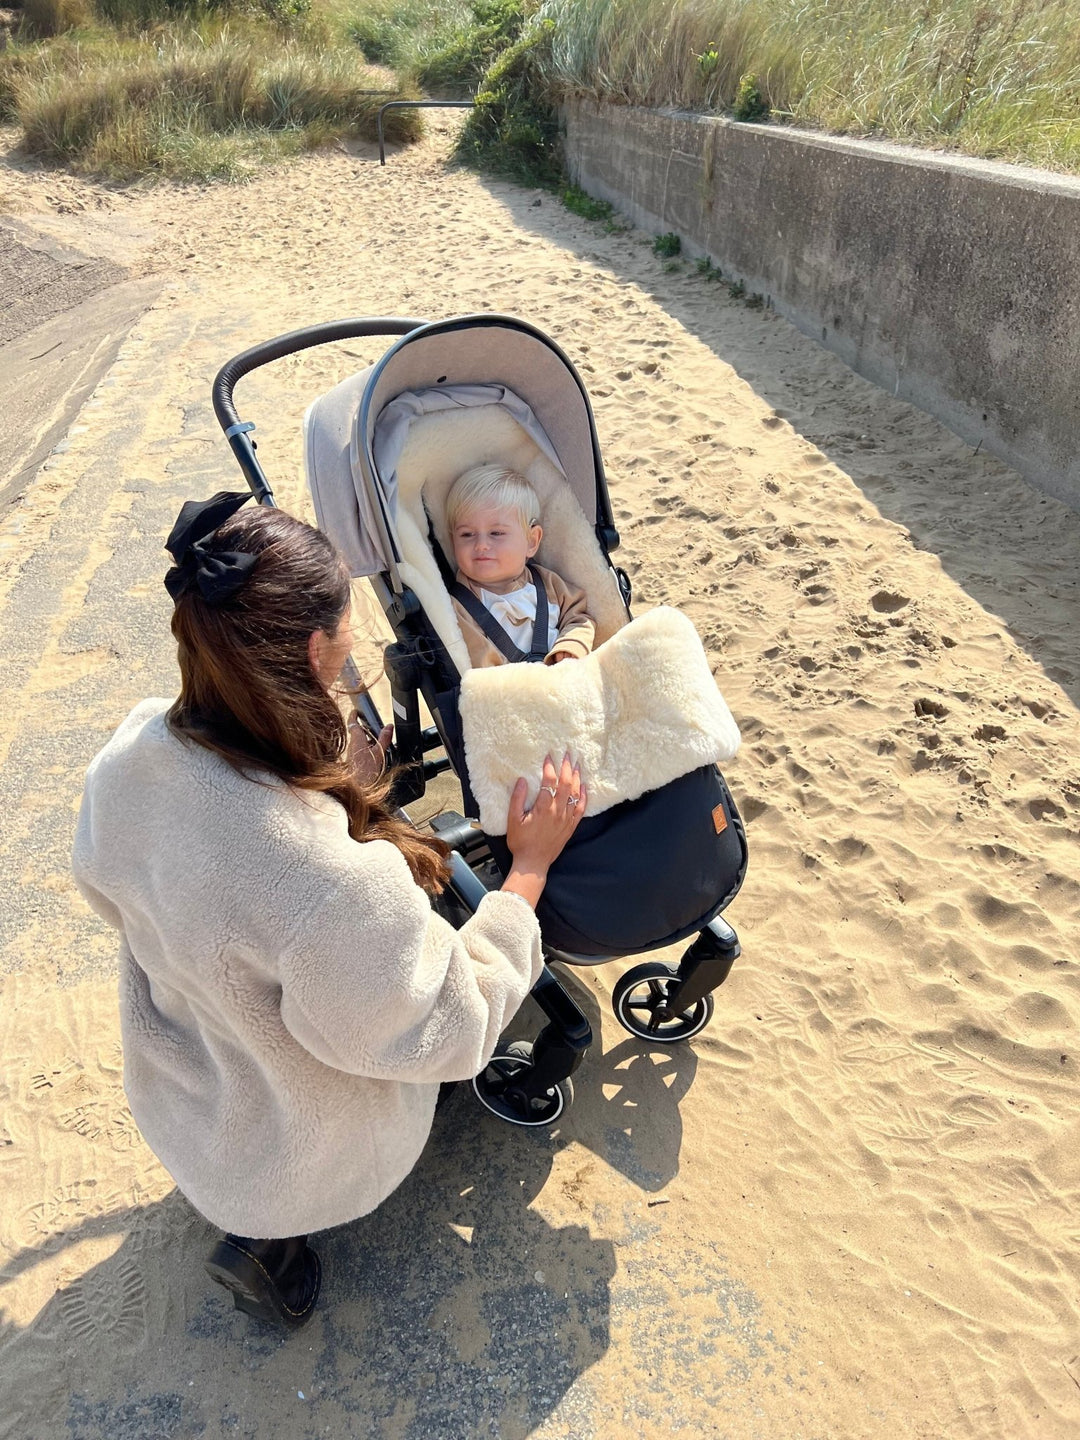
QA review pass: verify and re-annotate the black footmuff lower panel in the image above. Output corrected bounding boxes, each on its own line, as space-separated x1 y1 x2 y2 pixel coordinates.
485 764 748 958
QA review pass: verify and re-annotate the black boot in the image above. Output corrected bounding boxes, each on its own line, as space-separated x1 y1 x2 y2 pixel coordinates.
205 1233 321 1328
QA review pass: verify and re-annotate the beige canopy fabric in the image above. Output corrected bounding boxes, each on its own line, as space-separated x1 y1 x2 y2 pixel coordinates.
362 321 601 527
305 315 608 583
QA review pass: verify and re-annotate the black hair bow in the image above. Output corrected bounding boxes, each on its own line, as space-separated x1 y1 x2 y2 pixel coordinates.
164 491 257 605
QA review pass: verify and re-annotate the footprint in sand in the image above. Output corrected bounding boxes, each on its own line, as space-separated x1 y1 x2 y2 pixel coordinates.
1027 797 1067 823
14 1180 124 1250
1003 992 1073 1033
58 1103 105 1142
973 723 1007 744
1022 698 1053 720
870 589 910 614
914 697 949 719
58 1254 147 1349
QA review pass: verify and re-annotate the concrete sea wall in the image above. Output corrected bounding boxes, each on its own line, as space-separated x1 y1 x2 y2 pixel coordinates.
561 98 1080 509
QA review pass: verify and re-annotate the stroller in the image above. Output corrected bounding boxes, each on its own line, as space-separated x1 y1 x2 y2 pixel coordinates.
212 313 749 1127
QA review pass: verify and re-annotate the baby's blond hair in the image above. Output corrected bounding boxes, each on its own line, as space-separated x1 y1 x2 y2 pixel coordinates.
446 464 540 536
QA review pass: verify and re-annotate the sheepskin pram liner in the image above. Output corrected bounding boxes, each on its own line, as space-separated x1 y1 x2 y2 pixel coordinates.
382 392 748 959
375 387 629 677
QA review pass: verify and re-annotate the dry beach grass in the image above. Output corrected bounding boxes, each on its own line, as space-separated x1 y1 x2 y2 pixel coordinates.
0 114 1078 1437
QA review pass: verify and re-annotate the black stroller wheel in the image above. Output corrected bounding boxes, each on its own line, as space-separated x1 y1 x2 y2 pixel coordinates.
612 962 715 1043
471 1041 573 1127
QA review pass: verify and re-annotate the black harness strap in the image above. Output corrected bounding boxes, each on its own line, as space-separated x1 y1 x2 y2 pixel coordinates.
449 564 550 664
528 567 549 662
425 508 458 591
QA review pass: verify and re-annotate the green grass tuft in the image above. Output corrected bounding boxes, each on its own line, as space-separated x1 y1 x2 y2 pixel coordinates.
560 182 611 219
732 70 767 122
2 21 421 180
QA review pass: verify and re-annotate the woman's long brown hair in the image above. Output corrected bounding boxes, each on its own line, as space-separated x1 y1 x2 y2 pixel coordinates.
167 505 449 893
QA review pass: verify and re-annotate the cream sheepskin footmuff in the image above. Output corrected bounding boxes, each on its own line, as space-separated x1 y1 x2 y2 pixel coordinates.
458 606 741 835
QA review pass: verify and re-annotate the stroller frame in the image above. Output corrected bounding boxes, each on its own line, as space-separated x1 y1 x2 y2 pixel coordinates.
212 315 741 1126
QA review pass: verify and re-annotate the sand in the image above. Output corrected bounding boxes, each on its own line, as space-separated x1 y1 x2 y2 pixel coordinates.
1 115 1078 1439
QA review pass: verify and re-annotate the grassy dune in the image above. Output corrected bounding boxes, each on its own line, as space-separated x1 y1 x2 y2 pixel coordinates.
536 0 1080 172
4 0 1079 180
1 2 421 180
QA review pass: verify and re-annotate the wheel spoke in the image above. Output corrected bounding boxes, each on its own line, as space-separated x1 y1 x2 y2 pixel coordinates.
614 968 712 1044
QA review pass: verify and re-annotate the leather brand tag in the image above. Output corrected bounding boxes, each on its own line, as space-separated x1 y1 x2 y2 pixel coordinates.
711 803 728 835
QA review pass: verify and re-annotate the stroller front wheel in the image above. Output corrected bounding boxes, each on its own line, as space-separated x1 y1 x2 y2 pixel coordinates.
471 1041 573 1127
612 962 715 1043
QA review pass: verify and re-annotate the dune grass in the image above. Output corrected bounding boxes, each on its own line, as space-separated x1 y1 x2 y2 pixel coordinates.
345 0 524 96
453 13 563 183
345 0 471 69
534 0 1080 172
7 0 1079 180
1 2 420 180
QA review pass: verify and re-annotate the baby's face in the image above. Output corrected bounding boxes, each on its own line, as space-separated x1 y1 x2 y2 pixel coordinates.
451 505 540 591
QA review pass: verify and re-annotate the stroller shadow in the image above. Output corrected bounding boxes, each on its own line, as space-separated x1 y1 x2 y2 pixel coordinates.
574 1034 697 1192
479 174 1080 712
0 1115 616 1439
511 969 698 1193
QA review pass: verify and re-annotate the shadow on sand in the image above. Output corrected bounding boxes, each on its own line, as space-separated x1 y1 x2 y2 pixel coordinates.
477 172 1080 712
0 973 700 1440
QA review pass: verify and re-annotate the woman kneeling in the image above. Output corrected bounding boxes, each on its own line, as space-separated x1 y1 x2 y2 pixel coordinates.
72 493 585 1327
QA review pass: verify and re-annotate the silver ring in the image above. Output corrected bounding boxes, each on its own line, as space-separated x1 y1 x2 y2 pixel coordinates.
566 795 579 807
539 785 557 798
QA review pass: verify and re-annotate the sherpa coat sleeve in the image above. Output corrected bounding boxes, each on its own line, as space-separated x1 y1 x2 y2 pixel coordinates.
276 835 544 1083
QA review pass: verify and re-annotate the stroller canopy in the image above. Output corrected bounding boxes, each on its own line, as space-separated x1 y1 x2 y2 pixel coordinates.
305 315 611 584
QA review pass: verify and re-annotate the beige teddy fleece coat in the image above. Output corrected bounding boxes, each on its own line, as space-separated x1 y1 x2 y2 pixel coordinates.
72 700 543 1238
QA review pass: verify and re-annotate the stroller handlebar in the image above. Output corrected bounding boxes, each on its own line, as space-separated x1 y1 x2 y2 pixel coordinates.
211 317 425 433
211 317 424 506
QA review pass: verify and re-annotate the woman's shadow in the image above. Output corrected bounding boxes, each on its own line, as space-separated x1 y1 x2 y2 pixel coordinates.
1 975 700 1439
0 1096 618 1440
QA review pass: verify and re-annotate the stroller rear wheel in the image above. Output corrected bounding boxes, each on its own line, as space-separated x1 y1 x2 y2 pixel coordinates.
613 961 715 1043
471 1041 573 1127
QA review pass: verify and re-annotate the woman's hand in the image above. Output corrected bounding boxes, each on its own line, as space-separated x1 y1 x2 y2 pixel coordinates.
501 753 587 909
347 716 392 786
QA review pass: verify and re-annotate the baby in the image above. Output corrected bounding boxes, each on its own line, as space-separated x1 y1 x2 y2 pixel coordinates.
446 464 595 669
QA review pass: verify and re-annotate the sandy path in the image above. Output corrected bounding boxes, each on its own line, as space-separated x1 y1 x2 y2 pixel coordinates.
1 117 1078 1439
